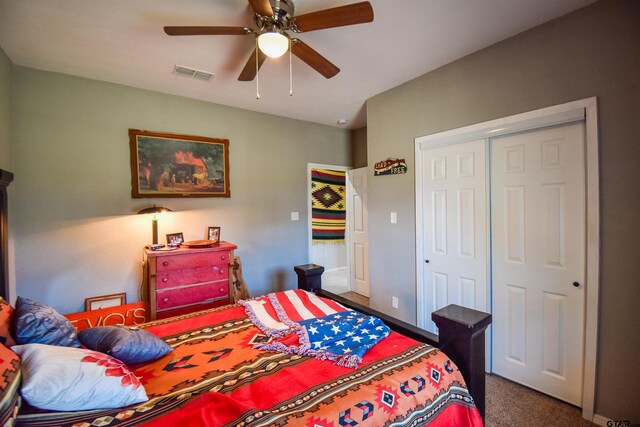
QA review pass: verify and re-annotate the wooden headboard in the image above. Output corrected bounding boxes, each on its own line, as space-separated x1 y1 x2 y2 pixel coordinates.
0 169 14 300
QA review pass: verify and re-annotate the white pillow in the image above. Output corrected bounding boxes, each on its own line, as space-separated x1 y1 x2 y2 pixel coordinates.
11 343 148 411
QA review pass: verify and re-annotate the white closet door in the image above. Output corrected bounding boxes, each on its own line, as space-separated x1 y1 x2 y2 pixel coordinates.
491 122 585 405
421 139 487 333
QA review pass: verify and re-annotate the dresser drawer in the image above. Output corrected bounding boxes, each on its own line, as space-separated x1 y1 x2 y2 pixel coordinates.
156 282 229 311
156 264 228 290
156 251 231 271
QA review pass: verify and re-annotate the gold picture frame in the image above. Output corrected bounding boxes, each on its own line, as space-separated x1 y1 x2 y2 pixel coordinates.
129 129 230 198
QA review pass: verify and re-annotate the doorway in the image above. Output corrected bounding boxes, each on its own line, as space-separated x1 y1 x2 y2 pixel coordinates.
307 163 350 294
414 98 599 420
307 164 370 303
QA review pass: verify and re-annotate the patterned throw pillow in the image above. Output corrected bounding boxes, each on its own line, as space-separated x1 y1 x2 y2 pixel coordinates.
78 326 172 365
0 298 16 347
0 344 21 426
11 297 81 347
11 343 148 411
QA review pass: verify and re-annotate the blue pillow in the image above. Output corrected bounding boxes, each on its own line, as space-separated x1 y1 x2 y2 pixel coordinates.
78 326 172 365
12 297 80 348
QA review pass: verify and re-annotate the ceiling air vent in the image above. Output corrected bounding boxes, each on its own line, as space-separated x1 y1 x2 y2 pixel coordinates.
173 65 215 81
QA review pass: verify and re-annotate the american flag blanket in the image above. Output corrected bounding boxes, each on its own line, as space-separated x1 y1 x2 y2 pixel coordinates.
240 290 390 368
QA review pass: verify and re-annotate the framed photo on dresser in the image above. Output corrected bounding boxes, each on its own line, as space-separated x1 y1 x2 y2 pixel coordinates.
166 232 184 246
207 226 221 243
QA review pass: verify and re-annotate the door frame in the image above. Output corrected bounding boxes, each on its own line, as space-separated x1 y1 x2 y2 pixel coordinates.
414 97 599 421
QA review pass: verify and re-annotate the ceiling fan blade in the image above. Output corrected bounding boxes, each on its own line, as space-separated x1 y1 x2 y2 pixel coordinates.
292 1 373 32
248 0 274 17
164 26 251 36
291 39 340 79
238 48 267 81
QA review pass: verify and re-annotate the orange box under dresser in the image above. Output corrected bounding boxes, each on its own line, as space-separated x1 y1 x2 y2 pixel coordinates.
143 242 237 320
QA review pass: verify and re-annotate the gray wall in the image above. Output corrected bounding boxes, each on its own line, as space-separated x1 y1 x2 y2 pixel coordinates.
366 0 639 422
0 47 10 170
10 67 351 313
351 127 367 168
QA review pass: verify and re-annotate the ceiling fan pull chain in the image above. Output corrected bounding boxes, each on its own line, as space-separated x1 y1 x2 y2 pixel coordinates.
289 38 293 96
255 37 260 99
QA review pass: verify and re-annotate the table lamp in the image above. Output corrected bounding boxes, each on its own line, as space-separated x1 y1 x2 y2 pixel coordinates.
137 205 172 245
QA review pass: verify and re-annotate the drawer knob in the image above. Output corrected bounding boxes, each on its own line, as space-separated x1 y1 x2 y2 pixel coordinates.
221 255 226 260
163 261 169 267
163 297 169 303
220 287 224 292
219 269 224 274
162 277 168 282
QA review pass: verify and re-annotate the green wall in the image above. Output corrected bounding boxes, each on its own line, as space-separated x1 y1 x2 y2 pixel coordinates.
0 47 10 170
366 0 640 422
10 67 351 313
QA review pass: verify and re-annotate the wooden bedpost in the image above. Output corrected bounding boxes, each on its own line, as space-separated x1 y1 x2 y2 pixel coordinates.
294 264 325 292
432 305 492 422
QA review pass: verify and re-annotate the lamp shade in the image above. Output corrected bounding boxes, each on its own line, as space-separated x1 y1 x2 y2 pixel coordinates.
137 205 172 215
258 32 288 58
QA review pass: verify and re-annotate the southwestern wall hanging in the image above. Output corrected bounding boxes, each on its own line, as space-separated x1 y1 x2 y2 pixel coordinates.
129 129 230 198
311 168 346 244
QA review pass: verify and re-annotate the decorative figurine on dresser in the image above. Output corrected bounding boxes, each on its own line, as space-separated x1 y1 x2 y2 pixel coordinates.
143 241 237 320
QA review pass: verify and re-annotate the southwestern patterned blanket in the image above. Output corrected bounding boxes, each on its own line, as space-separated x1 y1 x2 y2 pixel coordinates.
17 294 482 427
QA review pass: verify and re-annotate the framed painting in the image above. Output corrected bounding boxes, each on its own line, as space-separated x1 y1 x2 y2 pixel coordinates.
129 129 230 198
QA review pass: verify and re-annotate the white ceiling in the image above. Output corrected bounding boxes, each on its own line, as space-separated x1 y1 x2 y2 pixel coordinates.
0 0 596 129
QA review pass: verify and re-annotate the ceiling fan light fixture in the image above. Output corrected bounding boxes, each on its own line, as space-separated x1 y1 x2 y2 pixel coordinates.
258 31 288 58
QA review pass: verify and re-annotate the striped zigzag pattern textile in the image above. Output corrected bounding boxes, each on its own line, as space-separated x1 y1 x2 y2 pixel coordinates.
311 168 346 243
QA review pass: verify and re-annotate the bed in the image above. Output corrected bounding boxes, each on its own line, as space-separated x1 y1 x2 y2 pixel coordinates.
0 170 491 426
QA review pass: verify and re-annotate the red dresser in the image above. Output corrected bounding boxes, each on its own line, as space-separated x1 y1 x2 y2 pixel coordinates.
144 242 237 320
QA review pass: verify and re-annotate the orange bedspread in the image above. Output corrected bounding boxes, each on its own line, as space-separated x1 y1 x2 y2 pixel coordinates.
17 303 482 427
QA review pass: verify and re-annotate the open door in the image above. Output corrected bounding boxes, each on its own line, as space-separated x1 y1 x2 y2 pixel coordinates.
346 167 369 297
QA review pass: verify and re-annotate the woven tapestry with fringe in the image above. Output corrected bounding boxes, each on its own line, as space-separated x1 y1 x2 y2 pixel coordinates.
311 168 346 244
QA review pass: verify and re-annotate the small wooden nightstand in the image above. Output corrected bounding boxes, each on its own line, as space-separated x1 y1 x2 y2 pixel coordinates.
143 242 237 320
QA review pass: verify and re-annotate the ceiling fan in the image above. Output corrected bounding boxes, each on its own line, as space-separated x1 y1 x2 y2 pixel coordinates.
164 0 374 82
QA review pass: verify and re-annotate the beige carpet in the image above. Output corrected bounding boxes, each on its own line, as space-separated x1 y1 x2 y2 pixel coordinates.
485 374 596 426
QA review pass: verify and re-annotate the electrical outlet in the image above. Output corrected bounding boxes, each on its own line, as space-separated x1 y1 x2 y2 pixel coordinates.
392 296 399 309
291 211 299 221
390 212 397 224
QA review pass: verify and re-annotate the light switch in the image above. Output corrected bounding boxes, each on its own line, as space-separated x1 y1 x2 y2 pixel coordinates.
390 212 397 224
291 211 299 221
